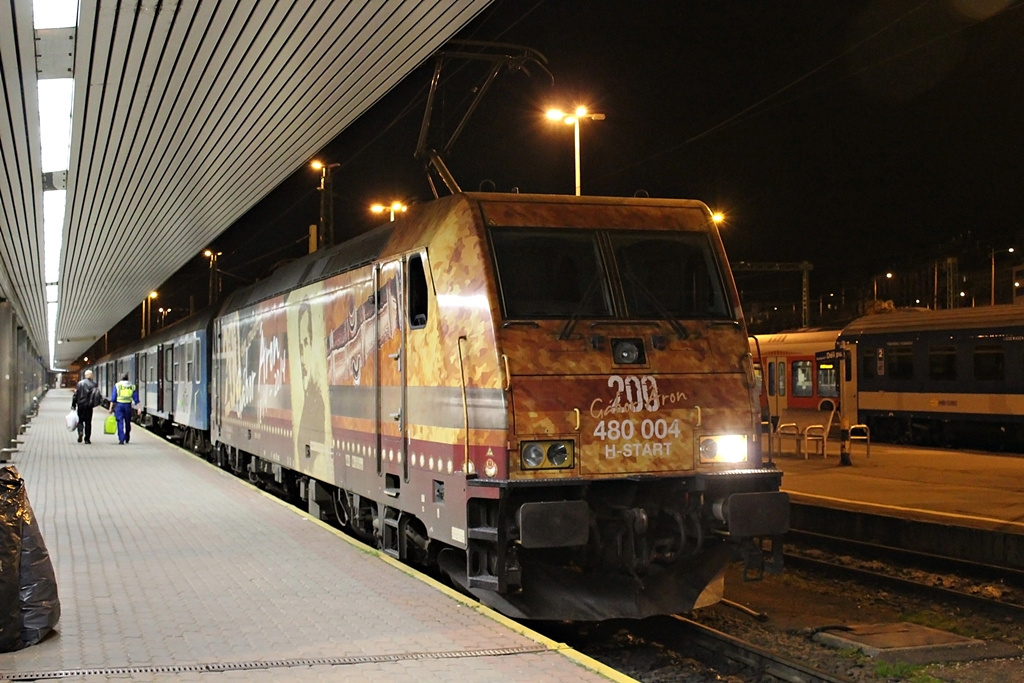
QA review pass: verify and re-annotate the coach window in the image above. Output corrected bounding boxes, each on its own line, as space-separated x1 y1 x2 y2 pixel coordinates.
887 345 914 380
778 361 786 396
408 253 428 329
767 362 776 396
818 362 839 398
928 345 957 381
792 361 813 397
974 344 1004 381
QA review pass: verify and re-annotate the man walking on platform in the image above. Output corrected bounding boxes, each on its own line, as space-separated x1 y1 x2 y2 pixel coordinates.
71 369 99 443
109 373 139 445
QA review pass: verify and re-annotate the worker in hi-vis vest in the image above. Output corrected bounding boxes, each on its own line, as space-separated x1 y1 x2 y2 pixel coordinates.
109 373 140 445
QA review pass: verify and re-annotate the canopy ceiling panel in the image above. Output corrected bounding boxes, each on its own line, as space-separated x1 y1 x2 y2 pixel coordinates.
0 0 491 368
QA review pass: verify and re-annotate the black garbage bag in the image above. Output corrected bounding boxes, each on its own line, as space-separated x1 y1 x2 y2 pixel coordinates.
0 466 60 651
0 468 24 652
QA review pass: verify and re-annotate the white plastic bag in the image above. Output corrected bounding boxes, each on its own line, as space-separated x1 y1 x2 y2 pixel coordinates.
65 410 78 432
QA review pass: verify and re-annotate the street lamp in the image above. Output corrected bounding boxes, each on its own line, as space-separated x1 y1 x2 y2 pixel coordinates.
873 272 893 302
141 290 157 338
157 307 172 328
990 246 1015 306
711 211 725 225
371 201 407 222
203 249 222 306
546 106 605 196
311 159 340 249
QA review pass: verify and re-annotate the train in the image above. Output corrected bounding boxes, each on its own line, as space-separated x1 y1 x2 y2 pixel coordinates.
749 328 841 432
93 192 790 621
751 305 1024 451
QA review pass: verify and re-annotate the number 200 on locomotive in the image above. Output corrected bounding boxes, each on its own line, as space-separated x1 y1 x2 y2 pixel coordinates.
99 192 790 621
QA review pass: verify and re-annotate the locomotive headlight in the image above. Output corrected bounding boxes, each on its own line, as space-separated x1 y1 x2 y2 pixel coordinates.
522 443 546 467
611 338 646 365
547 442 569 466
698 434 748 464
520 440 575 470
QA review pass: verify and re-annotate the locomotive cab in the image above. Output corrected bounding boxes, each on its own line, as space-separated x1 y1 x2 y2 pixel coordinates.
443 195 789 619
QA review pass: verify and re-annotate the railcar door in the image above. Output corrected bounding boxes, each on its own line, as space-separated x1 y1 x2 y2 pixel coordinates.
134 353 144 409
839 340 859 427
163 345 174 416
156 344 165 413
211 319 222 436
137 352 148 412
763 354 787 428
375 260 407 484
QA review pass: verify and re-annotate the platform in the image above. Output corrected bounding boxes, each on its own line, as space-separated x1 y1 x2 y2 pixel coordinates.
771 441 1024 534
0 390 627 682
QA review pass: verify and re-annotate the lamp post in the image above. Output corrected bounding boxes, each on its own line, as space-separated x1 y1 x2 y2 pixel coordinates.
311 160 340 249
546 106 605 196
990 247 1015 306
141 290 157 338
157 307 172 328
370 201 407 222
203 249 222 306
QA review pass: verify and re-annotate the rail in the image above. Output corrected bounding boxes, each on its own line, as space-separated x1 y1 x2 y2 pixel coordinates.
667 615 855 683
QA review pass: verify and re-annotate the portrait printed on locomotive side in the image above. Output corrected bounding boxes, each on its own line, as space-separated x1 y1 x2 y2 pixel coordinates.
287 285 334 481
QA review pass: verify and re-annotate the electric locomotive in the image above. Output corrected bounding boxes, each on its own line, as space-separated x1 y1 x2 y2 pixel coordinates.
209 192 788 620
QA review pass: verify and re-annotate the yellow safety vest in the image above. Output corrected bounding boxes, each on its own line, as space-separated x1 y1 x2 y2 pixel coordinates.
116 381 135 403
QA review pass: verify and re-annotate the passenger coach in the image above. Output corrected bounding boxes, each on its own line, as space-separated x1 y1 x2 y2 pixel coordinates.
93 309 215 447
838 305 1024 449
750 329 841 431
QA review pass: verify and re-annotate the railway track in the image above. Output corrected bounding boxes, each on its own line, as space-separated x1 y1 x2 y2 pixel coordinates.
662 615 856 683
785 529 1024 616
787 527 1024 585
540 613 858 683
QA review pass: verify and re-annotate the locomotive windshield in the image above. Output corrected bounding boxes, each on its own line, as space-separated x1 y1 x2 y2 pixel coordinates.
489 227 730 320
489 229 613 319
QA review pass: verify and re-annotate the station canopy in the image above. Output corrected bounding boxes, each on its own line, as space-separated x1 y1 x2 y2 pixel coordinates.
0 0 491 369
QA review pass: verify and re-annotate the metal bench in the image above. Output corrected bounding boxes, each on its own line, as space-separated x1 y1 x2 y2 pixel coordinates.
849 423 871 458
775 423 801 456
803 424 827 459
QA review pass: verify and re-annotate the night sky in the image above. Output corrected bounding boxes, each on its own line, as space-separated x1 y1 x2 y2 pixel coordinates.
96 0 1024 352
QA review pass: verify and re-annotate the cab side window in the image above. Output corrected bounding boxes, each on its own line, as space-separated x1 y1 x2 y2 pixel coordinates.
408 254 428 329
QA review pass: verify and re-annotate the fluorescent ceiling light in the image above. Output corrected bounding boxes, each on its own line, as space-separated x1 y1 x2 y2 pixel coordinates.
37 78 74 173
47 301 58 367
33 0 78 29
43 190 66 283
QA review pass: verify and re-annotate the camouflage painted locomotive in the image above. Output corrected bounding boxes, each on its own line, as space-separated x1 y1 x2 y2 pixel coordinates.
206 192 789 620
